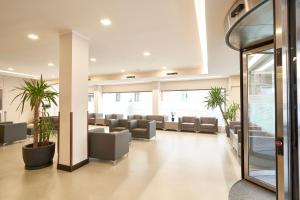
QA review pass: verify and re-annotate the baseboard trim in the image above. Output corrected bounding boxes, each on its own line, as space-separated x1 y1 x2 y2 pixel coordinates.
57 158 89 172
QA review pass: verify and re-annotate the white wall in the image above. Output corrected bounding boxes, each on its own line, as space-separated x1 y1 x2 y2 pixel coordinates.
0 75 33 123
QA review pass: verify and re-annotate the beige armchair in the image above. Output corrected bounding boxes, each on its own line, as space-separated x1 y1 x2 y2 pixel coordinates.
178 116 199 132
199 117 218 133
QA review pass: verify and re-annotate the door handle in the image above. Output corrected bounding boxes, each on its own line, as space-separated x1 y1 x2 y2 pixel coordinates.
276 137 284 155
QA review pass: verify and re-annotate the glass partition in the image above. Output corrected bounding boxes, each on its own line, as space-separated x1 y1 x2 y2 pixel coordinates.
102 92 152 116
244 45 276 191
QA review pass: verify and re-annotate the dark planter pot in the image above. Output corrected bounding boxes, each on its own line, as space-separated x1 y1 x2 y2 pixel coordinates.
171 117 175 122
225 126 230 137
22 142 55 170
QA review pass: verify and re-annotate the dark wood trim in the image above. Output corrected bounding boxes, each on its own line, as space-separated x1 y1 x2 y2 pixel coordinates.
57 112 60 165
70 112 73 167
87 111 89 156
57 159 89 172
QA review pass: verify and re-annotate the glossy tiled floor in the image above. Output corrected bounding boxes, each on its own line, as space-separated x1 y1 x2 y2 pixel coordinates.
0 127 240 200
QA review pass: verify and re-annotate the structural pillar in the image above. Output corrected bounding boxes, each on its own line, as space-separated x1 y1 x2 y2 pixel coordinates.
152 82 161 115
93 85 103 114
58 31 89 171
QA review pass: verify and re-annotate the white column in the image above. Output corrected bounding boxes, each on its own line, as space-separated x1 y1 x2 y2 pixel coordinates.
93 85 103 114
152 82 161 115
58 31 89 171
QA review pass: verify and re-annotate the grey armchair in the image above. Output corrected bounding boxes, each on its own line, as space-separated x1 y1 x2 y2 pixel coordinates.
88 129 131 162
105 114 124 126
145 115 168 130
178 116 198 132
129 119 156 139
199 117 218 133
109 119 129 132
0 122 27 144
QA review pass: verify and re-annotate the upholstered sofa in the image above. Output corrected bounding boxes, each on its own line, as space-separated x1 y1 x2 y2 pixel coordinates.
199 117 218 133
145 115 168 130
88 129 131 162
0 122 27 144
105 114 124 126
129 119 156 139
178 116 199 132
128 115 144 120
109 119 129 132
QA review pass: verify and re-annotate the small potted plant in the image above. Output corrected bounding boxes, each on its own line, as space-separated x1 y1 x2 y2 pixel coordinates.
171 112 176 122
224 102 240 137
12 76 58 170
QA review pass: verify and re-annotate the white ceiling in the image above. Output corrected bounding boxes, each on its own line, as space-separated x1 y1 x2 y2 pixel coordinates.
0 0 238 80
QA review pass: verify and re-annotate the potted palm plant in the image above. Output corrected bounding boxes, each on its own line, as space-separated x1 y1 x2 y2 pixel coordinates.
204 87 240 137
12 76 58 170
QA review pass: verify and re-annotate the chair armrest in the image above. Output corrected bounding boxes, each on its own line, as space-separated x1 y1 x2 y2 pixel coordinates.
147 121 156 138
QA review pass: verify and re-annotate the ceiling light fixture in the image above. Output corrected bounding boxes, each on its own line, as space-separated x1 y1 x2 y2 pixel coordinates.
100 19 112 26
162 66 167 70
121 69 126 73
90 58 96 62
7 67 14 71
48 63 54 67
143 52 151 57
27 34 39 40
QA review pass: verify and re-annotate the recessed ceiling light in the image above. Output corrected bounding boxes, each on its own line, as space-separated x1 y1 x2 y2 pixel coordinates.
162 66 167 70
121 69 126 73
48 63 54 67
7 67 14 71
90 58 96 62
143 52 151 57
100 19 112 26
27 34 39 40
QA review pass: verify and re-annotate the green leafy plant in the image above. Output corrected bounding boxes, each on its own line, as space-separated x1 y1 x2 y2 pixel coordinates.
12 75 58 148
204 87 229 127
224 102 240 122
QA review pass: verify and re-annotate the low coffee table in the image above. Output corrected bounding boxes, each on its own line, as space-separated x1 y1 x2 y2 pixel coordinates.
164 121 179 131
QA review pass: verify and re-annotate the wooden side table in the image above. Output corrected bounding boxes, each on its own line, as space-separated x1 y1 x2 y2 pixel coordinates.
164 121 179 131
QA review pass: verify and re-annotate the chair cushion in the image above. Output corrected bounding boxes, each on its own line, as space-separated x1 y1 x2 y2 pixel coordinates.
133 128 147 134
114 127 127 131
182 122 195 125
201 124 215 129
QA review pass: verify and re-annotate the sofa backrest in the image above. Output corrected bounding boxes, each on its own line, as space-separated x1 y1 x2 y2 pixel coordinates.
118 119 129 127
146 115 163 121
182 116 197 123
229 121 240 129
137 120 149 128
200 117 217 124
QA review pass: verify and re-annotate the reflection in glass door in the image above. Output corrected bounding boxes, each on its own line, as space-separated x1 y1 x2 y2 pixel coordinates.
243 44 276 191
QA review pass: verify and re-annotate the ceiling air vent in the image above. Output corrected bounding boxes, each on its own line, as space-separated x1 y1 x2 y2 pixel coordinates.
126 75 136 79
166 72 178 76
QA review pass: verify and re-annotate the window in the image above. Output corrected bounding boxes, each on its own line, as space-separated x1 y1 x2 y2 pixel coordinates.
88 93 95 113
103 92 152 116
160 90 225 125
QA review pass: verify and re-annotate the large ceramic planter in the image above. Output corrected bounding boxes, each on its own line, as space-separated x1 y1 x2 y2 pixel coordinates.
22 142 55 170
